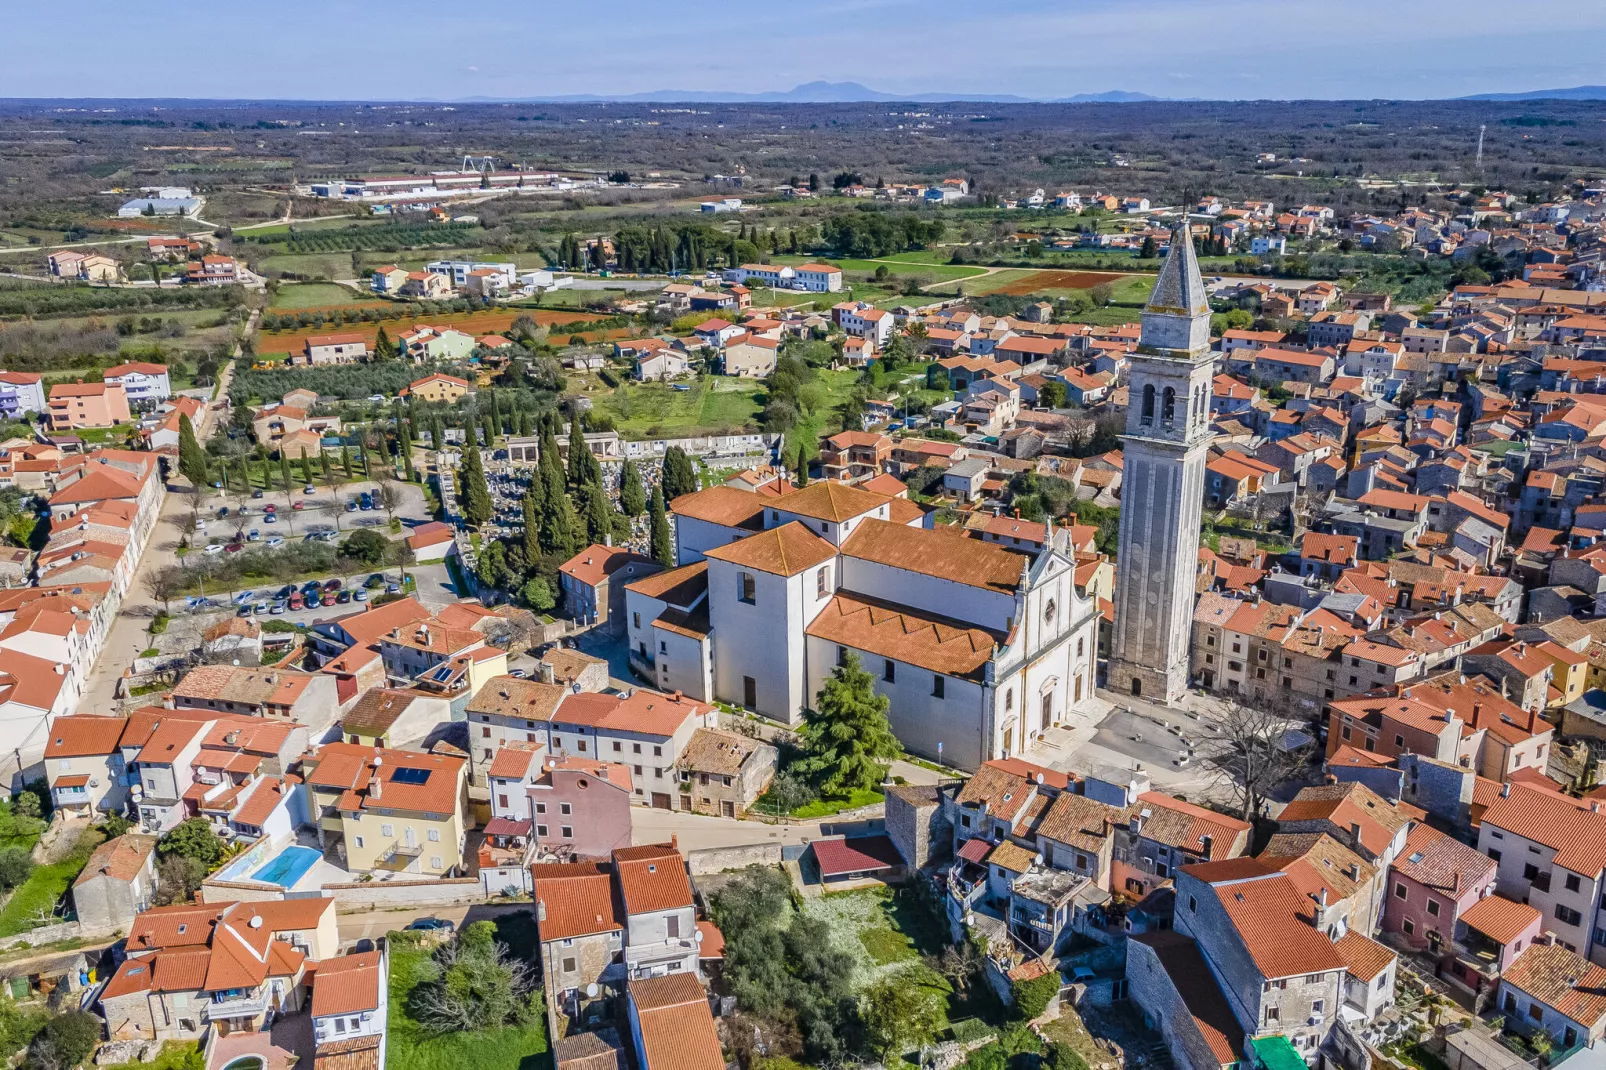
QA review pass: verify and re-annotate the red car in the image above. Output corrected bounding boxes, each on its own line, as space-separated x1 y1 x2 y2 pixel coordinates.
264 504 277 513
291 501 305 511
321 592 337 607
289 592 304 610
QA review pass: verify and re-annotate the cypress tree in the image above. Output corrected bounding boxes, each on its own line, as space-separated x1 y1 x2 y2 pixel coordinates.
649 486 673 568
360 446 371 479
401 434 416 482
567 413 601 487
661 446 698 500
583 483 612 545
237 455 252 494
279 451 292 492
177 414 207 487
618 458 646 517
522 490 542 565
794 442 810 487
517 410 533 437
320 450 333 483
299 448 313 486
459 435 493 526
482 411 497 449
340 445 354 479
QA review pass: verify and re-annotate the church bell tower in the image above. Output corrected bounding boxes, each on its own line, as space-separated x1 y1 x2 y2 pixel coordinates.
1107 218 1214 705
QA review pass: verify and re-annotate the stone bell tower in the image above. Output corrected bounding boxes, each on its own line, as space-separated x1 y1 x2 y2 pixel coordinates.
1107 218 1214 705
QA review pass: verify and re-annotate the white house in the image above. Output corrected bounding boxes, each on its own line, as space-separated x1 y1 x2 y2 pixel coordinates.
723 264 795 289
1251 235 1288 256
424 259 519 288
793 264 844 293
636 349 690 382
0 372 46 417
102 363 171 406
840 306 895 345
311 948 388 1070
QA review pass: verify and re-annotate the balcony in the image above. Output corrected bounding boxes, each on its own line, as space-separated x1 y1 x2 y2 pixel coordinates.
375 845 423 872
203 990 269 1020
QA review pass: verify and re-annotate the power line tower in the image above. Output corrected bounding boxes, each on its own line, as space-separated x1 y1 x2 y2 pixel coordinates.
462 155 496 174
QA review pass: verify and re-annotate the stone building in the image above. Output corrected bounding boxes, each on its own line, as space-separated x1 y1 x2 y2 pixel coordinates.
674 727 776 817
884 783 953 870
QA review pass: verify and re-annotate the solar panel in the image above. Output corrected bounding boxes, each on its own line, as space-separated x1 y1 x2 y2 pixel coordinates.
390 767 431 785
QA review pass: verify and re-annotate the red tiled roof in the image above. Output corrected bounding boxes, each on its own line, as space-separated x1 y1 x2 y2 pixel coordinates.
811 834 902 877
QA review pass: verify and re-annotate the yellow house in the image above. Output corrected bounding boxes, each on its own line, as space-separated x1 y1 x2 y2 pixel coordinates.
301 743 469 877
1537 640 1588 709
400 372 470 404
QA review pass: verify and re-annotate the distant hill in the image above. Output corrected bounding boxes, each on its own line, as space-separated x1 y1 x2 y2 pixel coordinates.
460 82 1170 104
1459 85 1606 101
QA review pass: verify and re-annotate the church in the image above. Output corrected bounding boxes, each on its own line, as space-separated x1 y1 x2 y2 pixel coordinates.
627 479 1100 772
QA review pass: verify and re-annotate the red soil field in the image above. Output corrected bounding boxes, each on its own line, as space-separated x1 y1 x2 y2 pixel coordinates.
991 270 1130 296
255 308 607 354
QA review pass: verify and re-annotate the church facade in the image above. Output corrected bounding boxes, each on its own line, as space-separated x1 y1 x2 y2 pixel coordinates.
630 480 1101 771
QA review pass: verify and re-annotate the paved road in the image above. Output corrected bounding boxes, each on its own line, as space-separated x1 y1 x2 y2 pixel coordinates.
335 901 531 946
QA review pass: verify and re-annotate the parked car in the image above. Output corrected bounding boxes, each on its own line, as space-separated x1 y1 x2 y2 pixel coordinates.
252 490 264 499
204 543 225 554
266 536 285 547
289 592 304 610
304 485 317 494
264 514 277 524
247 530 261 542
225 543 244 553
253 602 270 614
324 578 342 591
277 585 295 599
405 918 454 933
237 604 254 617
365 574 385 588
337 590 352 604
321 593 337 607
270 600 287 615
354 589 369 602
386 583 402 594
291 501 305 511
346 501 358 513
217 507 230 518
264 504 277 513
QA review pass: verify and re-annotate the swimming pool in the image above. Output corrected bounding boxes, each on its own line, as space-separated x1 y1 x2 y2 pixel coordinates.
248 845 322 888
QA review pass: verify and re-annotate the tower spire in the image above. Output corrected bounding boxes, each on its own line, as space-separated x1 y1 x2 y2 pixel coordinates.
1146 213 1209 318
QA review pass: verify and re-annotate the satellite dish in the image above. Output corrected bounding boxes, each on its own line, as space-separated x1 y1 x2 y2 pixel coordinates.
1034 854 1044 866
249 915 264 929
373 756 383 767
585 983 599 998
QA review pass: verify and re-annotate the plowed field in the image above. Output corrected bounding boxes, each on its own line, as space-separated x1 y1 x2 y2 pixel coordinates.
990 270 1130 295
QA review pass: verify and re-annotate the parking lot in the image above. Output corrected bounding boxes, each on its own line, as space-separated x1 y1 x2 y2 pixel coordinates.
191 478 434 551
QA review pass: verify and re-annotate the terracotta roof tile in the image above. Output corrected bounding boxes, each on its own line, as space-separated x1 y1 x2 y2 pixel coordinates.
1460 894 1542 945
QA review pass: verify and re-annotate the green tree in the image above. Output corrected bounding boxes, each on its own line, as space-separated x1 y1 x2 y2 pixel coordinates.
340 529 389 566
862 976 945 1064
649 486 673 567
177 413 208 487
660 446 699 500
794 442 810 487
23 1010 100 1070
521 490 542 565
408 921 538 1035
618 458 646 516
10 792 39 820
582 482 612 546
279 451 293 492
158 817 224 868
299 448 314 486
373 326 395 361
0 846 34 890
476 540 512 591
567 412 601 488
796 652 900 795
459 437 493 527
1038 380 1068 409
1012 972 1061 1020
521 576 555 613
340 444 354 480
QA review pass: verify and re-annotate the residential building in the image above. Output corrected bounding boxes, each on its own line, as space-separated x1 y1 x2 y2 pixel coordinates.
48 383 131 430
559 544 662 633
299 334 369 366
301 743 470 878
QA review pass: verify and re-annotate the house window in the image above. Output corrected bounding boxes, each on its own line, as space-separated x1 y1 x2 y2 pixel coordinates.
354 836 364 848
536 803 546 814
738 572 756 605
430 856 442 869
1188 896 1196 913
1567 873 1582 893
562 957 577 973
561 803 572 815
381 824 394 836
428 828 440 842
1556 905 1582 926
560 826 573 838
932 675 945 699
633 613 640 629
1264 1007 1279 1024
1426 899 1440 916
1311 1000 1324 1015
1403 919 1415 935
668 915 681 938
537 824 548 836
1140 384 1155 424
1488 849 1501 862
837 645 848 667
1394 883 1407 900
817 567 830 597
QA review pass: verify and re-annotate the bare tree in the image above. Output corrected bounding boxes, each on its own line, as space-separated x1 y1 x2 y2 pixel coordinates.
142 566 184 614
1199 695 1315 822
374 475 403 532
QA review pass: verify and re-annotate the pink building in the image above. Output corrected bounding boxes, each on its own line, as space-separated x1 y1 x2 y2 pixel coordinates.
1382 824 1497 950
1444 894 1544 1000
530 755 633 859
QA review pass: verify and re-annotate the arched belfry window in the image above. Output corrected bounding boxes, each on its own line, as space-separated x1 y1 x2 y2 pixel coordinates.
1140 384 1155 425
1162 386 1176 423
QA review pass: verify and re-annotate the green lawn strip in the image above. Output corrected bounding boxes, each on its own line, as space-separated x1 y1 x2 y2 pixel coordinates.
96 1041 205 1070
385 921 547 1070
804 888 955 1038
270 283 371 309
0 828 105 937
787 787 884 819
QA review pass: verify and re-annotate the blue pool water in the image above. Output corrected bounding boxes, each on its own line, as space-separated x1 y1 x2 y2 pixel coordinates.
248 845 322 888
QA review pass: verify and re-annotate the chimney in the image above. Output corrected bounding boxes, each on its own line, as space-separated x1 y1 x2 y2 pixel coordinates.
1316 887 1329 909
369 774 382 800
672 690 683 703
537 900 546 922
1200 834 1214 858
539 662 555 684
604 533 612 548
1501 782 1511 798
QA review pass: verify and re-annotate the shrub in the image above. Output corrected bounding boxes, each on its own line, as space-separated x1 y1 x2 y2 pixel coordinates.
23 1010 100 1070
1011 971 1060 1021
0 847 34 891
157 818 223 868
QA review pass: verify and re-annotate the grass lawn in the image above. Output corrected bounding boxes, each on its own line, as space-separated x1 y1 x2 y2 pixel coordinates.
1037 1006 1108 1069
96 1042 204 1070
386 917 548 1070
592 377 764 439
785 786 884 819
928 269 1040 297
0 827 105 937
260 252 358 281
270 283 370 309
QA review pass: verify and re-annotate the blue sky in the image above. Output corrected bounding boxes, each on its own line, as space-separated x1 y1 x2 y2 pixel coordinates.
7 1 1606 101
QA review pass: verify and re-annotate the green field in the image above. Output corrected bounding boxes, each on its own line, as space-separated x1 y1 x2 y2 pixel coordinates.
270 283 370 309
260 252 357 280
592 377 764 438
772 254 986 284
928 269 1039 296
0 827 104 938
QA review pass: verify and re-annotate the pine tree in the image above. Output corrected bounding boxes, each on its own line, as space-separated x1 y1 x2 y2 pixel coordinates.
583 483 612 545
618 458 646 516
661 446 698 500
177 414 207 487
374 326 395 361
649 486 673 568
459 435 493 526
796 652 901 795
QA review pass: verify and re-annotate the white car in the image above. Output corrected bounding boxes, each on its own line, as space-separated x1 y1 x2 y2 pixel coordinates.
265 536 285 547
204 543 225 554
369 394 387 404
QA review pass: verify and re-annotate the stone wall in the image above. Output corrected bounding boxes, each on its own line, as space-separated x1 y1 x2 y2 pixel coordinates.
685 842 783 875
